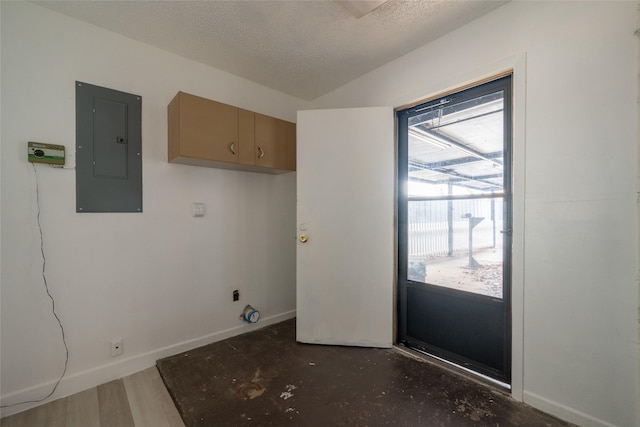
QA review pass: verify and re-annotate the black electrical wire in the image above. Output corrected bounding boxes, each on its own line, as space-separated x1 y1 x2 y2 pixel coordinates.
0 163 70 408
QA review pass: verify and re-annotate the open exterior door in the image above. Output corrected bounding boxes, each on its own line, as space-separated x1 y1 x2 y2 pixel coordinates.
296 107 395 348
397 76 512 383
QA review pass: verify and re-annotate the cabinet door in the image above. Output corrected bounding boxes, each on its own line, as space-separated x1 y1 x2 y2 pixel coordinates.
238 108 255 166
254 113 295 171
283 121 296 171
171 92 239 163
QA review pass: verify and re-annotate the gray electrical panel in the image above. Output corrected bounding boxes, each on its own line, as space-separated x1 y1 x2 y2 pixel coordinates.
76 81 142 212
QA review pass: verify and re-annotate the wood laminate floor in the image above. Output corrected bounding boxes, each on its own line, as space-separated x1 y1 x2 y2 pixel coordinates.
0 367 184 427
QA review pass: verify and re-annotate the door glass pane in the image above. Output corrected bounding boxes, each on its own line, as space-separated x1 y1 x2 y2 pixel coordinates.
407 90 505 299
407 198 503 298
407 91 504 198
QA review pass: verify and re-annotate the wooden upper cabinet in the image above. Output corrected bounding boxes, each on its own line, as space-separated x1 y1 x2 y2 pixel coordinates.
168 91 295 173
168 91 239 164
254 113 296 171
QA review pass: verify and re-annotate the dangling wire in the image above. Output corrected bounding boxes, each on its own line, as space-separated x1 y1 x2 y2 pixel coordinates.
0 163 69 408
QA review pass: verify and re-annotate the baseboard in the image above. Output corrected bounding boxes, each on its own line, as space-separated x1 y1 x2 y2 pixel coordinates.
0 310 296 417
523 391 619 427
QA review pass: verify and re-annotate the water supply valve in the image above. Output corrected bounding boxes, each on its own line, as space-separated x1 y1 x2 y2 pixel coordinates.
241 305 260 323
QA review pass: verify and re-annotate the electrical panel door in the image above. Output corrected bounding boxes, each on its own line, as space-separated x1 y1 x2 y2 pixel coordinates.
76 81 142 212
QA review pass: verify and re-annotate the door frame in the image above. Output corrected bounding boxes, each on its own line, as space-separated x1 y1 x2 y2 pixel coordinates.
397 75 513 383
393 55 527 399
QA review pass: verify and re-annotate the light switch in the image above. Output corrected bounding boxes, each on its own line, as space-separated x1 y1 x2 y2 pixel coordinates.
192 202 205 217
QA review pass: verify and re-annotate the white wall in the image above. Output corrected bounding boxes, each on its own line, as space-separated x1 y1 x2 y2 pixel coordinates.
0 1 306 415
313 2 640 427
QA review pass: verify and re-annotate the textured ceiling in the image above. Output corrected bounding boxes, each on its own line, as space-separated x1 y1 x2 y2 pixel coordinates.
34 0 508 101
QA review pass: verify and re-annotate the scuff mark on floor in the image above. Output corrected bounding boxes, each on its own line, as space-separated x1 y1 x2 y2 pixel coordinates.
453 397 494 422
280 384 297 400
235 368 265 400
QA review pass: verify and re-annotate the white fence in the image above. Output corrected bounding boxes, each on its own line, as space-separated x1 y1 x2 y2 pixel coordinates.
408 198 503 257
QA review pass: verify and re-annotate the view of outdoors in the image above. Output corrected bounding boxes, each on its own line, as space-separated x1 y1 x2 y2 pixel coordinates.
407 90 505 298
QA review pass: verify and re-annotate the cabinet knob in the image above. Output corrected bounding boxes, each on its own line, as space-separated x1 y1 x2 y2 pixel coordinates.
257 146 265 159
229 142 236 155
299 234 308 243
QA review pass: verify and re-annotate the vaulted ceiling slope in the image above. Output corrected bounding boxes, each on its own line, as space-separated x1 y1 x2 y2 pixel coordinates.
34 0 508 101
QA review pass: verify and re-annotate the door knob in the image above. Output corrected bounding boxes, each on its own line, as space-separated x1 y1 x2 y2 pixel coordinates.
299 234 308 243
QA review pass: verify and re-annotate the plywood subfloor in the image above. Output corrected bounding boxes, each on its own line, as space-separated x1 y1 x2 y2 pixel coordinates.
157 319 575 427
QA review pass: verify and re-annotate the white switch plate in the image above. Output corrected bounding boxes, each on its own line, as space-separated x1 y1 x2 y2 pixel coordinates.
192 202 205 217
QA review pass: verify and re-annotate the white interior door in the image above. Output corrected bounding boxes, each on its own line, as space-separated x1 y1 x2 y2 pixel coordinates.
296 107 394 348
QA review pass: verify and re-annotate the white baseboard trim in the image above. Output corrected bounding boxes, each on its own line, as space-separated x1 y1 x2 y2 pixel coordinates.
523 391 619 427
0 310 296 418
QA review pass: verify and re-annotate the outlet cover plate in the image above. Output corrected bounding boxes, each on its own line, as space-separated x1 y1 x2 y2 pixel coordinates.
192 202 205 217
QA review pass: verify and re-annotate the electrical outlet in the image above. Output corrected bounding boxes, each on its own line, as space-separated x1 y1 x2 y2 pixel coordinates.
192 202 205 217
111 338 123 357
